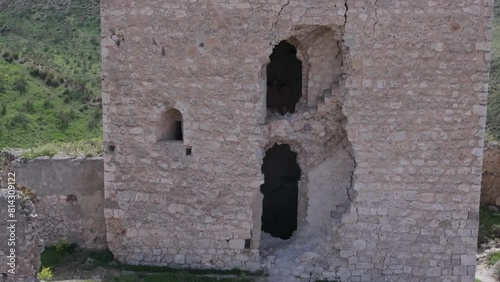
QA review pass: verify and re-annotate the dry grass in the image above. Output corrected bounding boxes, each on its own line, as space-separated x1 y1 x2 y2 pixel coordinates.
18 137 103 159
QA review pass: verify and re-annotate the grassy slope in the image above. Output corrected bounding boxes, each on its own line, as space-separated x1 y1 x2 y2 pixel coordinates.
487 2 500 140
0 0 102 149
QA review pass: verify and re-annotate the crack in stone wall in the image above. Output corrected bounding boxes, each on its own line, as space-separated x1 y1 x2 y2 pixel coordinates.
101 0 491 280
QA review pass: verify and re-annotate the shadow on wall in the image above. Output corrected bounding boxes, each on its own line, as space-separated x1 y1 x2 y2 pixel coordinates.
482 142 500 206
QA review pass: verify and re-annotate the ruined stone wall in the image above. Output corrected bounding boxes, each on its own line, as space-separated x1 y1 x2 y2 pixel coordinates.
0 155 42 281
481 142 500 206
4 154 106 249
333 0 491 281
102 0 491 281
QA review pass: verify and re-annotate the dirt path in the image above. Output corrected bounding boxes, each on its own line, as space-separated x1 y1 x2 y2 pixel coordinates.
476 247 500 282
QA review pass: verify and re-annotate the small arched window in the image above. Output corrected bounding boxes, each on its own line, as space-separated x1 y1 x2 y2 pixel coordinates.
157 108 183 141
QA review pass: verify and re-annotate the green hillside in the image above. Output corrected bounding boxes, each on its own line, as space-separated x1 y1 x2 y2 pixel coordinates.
486 1 500 140
0 0 500 148
0 0 101 149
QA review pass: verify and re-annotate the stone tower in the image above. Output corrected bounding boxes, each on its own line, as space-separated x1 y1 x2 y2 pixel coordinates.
101 0 492 281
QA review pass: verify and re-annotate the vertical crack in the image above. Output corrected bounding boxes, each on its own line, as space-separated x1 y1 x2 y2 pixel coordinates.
343 143 357 203
344 0 348 24
336 40 343 67
373 0 380 33
271 0 290 31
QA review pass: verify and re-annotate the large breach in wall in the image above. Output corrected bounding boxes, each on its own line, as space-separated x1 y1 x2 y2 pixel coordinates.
256 23 358 280
260 144 301 239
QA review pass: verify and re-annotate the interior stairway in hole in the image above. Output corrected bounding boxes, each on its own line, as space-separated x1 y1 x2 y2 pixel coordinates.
315 79 342 113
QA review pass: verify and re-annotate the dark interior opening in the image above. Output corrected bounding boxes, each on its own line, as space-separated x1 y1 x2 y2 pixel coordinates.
260 144 301 240
266 41 302 115
175 121 183 141
107 144 116 153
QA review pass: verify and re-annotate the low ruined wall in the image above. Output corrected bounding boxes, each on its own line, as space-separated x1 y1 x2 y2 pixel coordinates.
0 165 42 282
0 190 42 282
5 153 106 249
482 142 500 206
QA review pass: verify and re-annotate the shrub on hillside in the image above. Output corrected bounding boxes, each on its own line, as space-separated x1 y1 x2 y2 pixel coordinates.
38 70 48 80
9 113 29 129
23 99 35 113
56 109 76 130
45 78 60 87
12 76 28 93
42 99 53 110
29 67 40 77
0 76 5 93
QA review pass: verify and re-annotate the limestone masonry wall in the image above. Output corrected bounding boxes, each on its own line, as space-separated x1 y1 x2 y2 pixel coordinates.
101 0 492 281
0 154 42 281
3 153 106 249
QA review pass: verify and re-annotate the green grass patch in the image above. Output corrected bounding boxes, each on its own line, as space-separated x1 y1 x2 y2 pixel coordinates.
107 273 252 282
478 205 500 245
114 264 256 276
41 245 113 269
40 245 260 282
40 246 70 269
18 137 103 159
487 251 500 266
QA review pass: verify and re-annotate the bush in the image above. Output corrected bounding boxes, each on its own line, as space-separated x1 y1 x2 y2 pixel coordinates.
37 266 53 281
45 78 60 87
0 104 6 116
87 118 100 129
29 67 40 77
56 109 76 130
479 205 500 246
0 76 5 93
55 239 76 254
38 70 47 80
42 99 53 109
10 113 29 129
24 99 35 113
13 76 28 93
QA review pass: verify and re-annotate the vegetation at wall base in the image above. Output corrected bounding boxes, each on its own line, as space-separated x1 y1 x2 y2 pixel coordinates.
18 137 103 159
108 273 252 282
486 251 500 266
478 205 500 246
40 244 260 282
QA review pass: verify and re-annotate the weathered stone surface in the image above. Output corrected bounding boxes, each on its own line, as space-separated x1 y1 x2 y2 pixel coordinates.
4 154 107 249
0 156 43 281
101 0 492 281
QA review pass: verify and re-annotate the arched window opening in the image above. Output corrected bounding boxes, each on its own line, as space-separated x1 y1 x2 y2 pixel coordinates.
158 108 183 141
267 41 302 115
260 144 301 239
